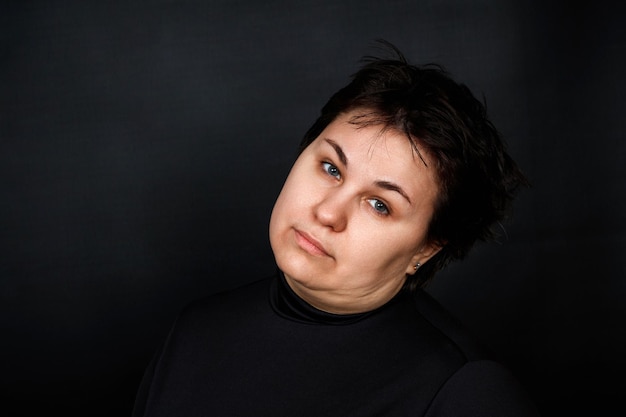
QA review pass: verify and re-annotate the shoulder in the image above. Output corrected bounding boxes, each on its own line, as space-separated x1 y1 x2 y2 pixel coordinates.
424 360 540 417
175 275 274 330
148 276 275 353
410 290 540 416
143 276 274 374
410 289 492 361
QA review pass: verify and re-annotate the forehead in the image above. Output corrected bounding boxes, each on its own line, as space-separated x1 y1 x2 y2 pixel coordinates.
319 112 426 166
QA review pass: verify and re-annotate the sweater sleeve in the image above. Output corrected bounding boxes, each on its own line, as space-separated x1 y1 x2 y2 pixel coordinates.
132 349 159 417
131 309 186 417
423 360 540 417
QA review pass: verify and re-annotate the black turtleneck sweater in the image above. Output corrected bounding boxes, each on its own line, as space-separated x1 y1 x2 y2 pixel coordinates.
133 273 539 417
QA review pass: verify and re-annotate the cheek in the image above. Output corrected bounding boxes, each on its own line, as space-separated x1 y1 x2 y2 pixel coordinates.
269 174 304 236
269 205 286 262
271 182 297 220
348 224 424 266
273 167 311 211
269 190 288 241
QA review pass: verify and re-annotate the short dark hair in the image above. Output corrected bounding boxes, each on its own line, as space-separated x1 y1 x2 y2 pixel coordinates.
298 41 528 290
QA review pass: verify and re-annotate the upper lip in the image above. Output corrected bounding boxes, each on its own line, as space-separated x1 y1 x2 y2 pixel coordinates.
295 229 331 256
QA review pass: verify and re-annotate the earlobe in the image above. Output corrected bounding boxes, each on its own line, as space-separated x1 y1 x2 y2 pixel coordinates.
406 260 421 276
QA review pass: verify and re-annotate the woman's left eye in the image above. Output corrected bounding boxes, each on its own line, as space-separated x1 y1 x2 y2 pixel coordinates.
322 162 341 179
367 199 389 215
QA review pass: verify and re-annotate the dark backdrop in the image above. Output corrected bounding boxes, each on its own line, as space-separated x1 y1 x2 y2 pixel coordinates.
2 1 624 416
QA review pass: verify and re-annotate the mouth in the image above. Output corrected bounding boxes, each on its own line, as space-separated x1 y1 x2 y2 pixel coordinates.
294 229 330 257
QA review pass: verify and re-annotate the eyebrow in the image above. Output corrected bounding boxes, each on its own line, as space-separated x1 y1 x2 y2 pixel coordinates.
325 138 348 167
375 181 412 204
324 138 412 205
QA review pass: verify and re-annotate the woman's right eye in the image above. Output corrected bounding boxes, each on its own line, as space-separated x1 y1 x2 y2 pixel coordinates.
322 162 341 179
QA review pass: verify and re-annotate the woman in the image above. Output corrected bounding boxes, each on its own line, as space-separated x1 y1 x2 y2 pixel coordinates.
133 44 539 416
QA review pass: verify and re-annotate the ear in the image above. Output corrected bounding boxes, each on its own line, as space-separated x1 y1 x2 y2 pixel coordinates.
405 241 443 275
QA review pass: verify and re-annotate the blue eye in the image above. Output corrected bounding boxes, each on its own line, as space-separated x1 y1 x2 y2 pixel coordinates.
322 162 341 179
367 199 389 215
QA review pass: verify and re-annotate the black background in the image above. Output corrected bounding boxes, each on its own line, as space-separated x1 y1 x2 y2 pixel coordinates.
2 1 625 416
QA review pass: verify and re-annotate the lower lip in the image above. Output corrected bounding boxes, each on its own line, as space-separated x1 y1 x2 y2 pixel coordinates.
294 230 328 257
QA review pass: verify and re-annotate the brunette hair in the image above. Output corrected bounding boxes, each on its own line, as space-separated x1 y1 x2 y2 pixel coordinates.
298 41 528 290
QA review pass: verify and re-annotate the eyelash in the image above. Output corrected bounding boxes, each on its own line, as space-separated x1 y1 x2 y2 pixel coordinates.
321 161 391 217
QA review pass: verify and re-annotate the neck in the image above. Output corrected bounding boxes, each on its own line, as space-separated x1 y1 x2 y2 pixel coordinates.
282 274 406 314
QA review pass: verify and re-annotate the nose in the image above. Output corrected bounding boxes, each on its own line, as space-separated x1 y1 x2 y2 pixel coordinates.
313 189 349 232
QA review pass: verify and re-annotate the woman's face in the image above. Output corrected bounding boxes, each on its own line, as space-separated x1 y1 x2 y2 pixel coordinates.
269 111 441 313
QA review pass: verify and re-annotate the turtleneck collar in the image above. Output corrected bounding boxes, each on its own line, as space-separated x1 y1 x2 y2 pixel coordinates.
269 270 400 325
